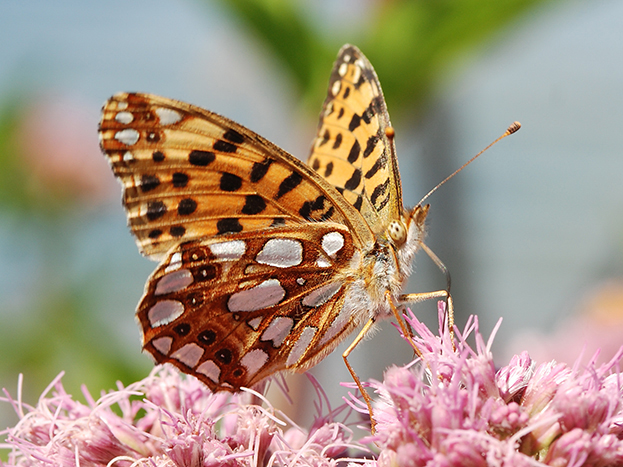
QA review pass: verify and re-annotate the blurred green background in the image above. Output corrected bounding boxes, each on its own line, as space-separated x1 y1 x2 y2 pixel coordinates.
2 0 623 438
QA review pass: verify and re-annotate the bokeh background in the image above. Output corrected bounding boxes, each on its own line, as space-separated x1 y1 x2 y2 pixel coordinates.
1 0 623 438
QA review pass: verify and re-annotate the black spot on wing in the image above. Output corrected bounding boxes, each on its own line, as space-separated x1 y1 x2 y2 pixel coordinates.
348 140 360 163
223 129 244 144
172 172 189 187
299 195 325 220
320 206 335 221
362 96 382 125
365 153 386 179
376 193 391 211
178 198 197 215
276 172 302 199
242 195 266 215
170 226 185 237
324 162 333 177
140 175 160 192
147 201 167 220
349 113 361 132
152 151 165 162
271 217 285 227
214 140 237 153
344 169 362 191
353 195 363 211
354 73 365 89
332 133 342 149
217 218 242 235
319 129 330 147
370 179 389 206
363 135 379 158
250 158 272 183
220 173 242 192
189 150 215 166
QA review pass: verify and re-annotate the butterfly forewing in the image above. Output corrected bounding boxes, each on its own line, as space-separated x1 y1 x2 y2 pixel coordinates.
99 92 373 260
137 223 360 391
308 45 403 233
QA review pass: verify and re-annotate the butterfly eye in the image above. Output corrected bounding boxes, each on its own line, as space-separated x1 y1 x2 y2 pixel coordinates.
387 220 407 245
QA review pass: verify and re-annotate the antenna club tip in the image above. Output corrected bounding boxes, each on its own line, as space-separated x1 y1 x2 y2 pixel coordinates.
385 126 395 139
507 121 521 135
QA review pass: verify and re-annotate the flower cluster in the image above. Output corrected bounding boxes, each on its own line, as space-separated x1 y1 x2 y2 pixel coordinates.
361 304 623 466
3 304 623 466
1 367 364 467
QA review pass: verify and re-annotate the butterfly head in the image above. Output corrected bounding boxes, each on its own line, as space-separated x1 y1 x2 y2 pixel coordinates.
388 204 429 247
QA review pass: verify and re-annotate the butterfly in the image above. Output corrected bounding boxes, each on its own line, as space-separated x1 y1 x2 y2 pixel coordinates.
98 44 453 421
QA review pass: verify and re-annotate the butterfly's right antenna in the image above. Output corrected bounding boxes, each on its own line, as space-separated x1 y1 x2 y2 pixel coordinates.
418 122 521 206
414 122 521 347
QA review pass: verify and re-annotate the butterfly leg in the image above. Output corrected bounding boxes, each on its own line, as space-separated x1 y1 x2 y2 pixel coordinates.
342 317 378 433
398 289 455 350
399 241 456 349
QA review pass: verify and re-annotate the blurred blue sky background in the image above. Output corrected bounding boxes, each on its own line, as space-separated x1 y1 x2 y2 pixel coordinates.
1 0 622 431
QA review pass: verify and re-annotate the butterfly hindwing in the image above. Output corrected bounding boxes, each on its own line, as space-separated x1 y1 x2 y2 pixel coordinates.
136 223 362 391
308 44 403 234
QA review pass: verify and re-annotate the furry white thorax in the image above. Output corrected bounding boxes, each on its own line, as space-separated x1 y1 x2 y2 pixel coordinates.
349 207 427 324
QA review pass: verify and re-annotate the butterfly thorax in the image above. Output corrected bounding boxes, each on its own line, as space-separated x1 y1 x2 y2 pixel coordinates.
355 204 429 321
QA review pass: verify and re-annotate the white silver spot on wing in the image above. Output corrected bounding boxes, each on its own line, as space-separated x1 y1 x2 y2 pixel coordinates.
147 300 184 328
115 111 133 124
209 240 246 260
321 232 344 257
227 279 285 312
240 349 269 376
331 80 341 97
352 63 362 83
316 255 331 268
302 281 343 308
155 107 182 125
171 343 204 368
164 252 183 273
196 360 220 384
324 101 334 117
286 327 317 367
255 238 302 268
247 317 262 331
155 269 193 295
152 337 172 355
318 309 350 347
114 128 140 145
123 151 134 162
296 277 306 286
338 62 348 77
261 317 293 348
116 101 128 110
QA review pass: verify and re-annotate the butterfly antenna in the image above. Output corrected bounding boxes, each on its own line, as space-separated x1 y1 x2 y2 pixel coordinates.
418 122 521 206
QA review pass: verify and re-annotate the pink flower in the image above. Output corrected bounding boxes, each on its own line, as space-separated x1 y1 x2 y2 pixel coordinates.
1 367 367 466
360 303 623 466
3 303 623 466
